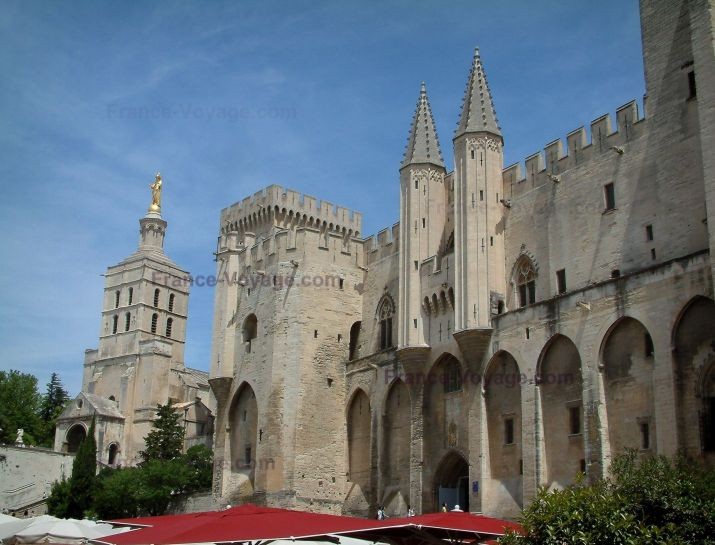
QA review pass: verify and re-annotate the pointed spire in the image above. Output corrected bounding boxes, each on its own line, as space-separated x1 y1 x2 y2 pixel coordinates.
401 81 445 170
455 48 501 138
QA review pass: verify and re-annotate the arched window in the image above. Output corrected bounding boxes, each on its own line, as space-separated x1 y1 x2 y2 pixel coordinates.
515 256 536 307
377 295 395 350
151 313 158 334
243 314 258 353
349 321 361 361
153 289 160 307
114 290 120 308
124 312 130 332
443 357 462 393
165 317 173 337
112 315 118 334
168 293 175 312
128 287 133 305
108 443 119 466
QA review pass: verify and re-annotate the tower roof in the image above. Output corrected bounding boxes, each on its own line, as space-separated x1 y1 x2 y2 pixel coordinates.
401 82 445 170
455 48 501 138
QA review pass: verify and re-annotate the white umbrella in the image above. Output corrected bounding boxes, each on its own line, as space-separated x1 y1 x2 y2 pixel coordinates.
0 517 19 525
7 518 128 545
0 516 59 541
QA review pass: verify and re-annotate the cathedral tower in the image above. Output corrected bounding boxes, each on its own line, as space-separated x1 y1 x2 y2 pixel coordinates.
55 175 213 466
452 49 506 337
398 83 447 349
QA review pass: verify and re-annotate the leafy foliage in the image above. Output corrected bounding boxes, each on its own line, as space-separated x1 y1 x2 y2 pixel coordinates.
140 402 184 463
46 478 72 518
0 370 44 445
94 447 214 519
499 451 715 545
183 444 214 491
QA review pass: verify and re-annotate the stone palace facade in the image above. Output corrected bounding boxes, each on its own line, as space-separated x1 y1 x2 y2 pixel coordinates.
207 0 715 520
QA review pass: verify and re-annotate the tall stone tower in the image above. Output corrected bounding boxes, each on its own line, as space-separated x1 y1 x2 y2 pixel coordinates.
55 176 214 466
209 186 363 512
398 83 447 350
452 49 506 349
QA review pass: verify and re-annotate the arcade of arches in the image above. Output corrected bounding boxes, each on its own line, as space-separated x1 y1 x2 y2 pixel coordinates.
339 297 715 517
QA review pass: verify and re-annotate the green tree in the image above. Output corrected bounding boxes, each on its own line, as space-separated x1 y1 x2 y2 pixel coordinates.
46 478 72 518
66 416 97 518
94 467 143 519
135 458 194 515
182 444 214 492
38 372 69 447
0 370 44 445
140 401 184 463
499 452 715 545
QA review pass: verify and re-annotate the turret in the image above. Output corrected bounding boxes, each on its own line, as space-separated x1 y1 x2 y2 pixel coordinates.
398 82 446 348
453 48 506 333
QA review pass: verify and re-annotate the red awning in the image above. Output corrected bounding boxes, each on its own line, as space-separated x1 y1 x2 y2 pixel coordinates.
98 504 521 545
100 505 394 544
385 511 521 536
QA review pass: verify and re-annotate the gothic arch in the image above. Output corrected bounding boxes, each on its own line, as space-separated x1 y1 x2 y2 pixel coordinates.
381 379 411 515
432 449 469 512
672 296 715 459
229 382 258 482
510 253 537 308
537 334 584 489
376 293 395 350
423 353 466 497
345 388 372 516
599 317 656 458
483 350 523 510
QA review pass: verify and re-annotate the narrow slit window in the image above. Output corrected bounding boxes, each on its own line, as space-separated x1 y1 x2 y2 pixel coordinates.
115 290 120 309
688 70 697 99
128 287 133 305
151 313 158 334
640 422 650 449
153 289 160 307
569 406 581 435
504 418 515 445
556 269 567 294
112 315 118 334
651 248 657 260
604 183 616 211
168 293 175 312
645 224 653 241
124 312 130 332
165 317 173 337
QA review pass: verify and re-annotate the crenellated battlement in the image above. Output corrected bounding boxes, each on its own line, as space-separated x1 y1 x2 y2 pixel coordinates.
219 184 362 237
364 223 400 264
502 99 644 199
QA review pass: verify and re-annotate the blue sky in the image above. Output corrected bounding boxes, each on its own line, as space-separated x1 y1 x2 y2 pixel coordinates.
0 1 645 396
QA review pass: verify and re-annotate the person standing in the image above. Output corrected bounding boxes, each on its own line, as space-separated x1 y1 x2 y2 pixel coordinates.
407 505 415 517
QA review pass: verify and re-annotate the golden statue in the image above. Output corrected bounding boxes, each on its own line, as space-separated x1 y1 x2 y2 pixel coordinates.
149 172 162 212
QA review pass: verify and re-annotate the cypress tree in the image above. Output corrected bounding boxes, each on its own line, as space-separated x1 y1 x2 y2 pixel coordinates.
67 415 97 518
